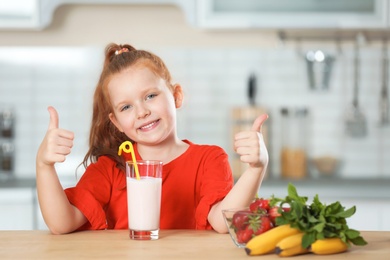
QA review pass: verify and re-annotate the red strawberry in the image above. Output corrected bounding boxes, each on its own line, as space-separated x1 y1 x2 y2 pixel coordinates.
268 206 281 225
245 214 274 239
236 228 254 244
249 198 270 213
231 210 251 231
253 216 273 235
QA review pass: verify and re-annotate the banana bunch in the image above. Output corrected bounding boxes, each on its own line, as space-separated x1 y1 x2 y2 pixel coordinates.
245 224 349 257
309 238 349 255
275 233 309 257
275 232 348 257
244 224 301 256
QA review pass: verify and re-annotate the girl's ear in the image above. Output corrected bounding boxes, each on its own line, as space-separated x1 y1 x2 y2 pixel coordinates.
173 84 184 108
109 113 124 132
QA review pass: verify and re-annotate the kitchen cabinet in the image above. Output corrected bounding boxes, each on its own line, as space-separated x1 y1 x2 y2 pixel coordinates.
382 207 390 231
196 0 389 29
0 188 35 230
3 0 389 30
0 0 196 30
0 177 76 230
340 199 390 231
0 0 40 29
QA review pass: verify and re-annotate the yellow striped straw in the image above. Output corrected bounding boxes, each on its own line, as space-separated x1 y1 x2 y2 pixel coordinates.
118 141 140 180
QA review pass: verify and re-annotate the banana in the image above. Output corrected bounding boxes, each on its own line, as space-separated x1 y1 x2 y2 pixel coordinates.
244 224 301 256
310 238 348 255
275 233 309 257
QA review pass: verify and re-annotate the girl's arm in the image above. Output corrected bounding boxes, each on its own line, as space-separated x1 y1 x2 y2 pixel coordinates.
36 106 87 234
208 114 269 233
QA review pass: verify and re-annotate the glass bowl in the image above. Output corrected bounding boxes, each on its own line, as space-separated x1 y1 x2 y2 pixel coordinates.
312 156 341 177
222 208 270 248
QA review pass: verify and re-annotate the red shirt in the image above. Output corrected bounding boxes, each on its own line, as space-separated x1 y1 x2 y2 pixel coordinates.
64 140 233 231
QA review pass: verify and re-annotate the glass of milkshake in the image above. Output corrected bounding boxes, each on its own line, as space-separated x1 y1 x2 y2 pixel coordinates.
126 160 163 240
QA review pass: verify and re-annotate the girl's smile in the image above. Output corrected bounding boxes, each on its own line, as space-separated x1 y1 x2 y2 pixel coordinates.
138 119 160 132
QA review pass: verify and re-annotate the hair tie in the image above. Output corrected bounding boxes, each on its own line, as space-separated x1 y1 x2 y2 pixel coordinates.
115 47 129 55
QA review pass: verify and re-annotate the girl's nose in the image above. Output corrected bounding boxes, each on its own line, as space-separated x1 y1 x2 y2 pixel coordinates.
136 104 150 119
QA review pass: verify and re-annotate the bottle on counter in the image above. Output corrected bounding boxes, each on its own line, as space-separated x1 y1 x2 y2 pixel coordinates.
1 109 14 138
0 108 15 179
0 142 14 173
280 107 309 179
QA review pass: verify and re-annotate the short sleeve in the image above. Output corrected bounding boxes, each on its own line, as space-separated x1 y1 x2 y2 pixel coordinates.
65 187 108 230
194 147 234 229
63 156 122 231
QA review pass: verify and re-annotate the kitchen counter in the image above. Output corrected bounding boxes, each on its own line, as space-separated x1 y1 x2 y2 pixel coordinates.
0 230 388 259
0 176 77 189
2 176 390 203
0 177 36 188
2 177 390 194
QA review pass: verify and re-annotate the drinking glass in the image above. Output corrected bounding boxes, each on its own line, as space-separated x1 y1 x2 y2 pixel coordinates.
126 160 163 240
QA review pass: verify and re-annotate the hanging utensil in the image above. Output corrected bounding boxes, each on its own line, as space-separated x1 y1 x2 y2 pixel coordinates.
379 38 389 125
345 34 367 137
305 50 335 90
247 73 257 106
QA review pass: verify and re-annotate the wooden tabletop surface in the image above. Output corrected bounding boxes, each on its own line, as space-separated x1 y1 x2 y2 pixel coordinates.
0 230 388 259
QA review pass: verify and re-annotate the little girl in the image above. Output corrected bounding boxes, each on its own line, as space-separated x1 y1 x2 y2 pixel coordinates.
36 43 268 234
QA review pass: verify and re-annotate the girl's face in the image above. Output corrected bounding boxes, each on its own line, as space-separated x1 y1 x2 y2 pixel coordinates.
108 66 182 145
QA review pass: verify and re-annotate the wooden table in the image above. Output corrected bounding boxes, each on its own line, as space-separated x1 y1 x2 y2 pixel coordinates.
0 230 388 259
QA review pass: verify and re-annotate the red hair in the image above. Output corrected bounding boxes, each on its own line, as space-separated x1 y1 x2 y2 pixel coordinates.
81 43 174 171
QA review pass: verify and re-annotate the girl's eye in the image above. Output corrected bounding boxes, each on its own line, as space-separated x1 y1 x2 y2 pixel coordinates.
121 105 131 112
146 93 157 100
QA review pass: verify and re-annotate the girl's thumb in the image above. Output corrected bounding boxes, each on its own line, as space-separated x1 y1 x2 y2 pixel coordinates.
251 114 268 132
47 106 59 130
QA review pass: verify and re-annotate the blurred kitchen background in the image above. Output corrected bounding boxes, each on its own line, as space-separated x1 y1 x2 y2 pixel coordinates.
0 0 389 231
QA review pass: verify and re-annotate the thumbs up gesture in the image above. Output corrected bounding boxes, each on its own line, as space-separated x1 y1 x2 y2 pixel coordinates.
234 114 269 169
36 106 74 166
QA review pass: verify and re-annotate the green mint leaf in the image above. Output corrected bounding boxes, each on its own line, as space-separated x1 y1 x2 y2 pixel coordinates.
349 236 368 246
302 232 316 249
325 222 342 230
345 229 361 239
339 233 350 246
323 229 338 238
307 214 319 224
287 183 299 198
287 183 308 204
316 232 325 240
335 206 356 218
312 222 325 233
327 201 343 213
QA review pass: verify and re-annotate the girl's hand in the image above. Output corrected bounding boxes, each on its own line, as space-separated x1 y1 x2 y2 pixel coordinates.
36 106 74 167
234 114 268 169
